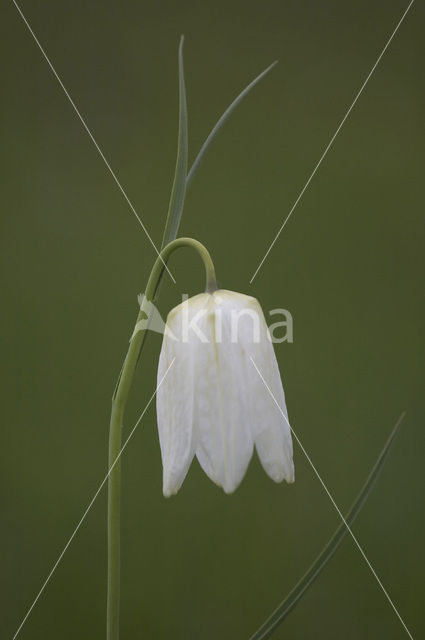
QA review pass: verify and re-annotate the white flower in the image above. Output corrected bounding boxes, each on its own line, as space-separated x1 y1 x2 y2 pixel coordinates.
156 289 294 496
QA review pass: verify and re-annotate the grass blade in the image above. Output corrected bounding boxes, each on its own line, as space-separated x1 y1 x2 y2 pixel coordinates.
161 36 188 248
250 412 406 640
186 61 278 189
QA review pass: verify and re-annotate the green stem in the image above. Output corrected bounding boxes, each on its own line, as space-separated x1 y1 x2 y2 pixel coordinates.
106 237 216 640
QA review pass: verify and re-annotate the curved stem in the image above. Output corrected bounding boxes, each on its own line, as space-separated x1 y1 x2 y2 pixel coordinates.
147 237 217 297
106 237 216 640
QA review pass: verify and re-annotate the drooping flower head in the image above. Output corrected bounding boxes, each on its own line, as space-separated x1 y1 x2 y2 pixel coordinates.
156 289 294 496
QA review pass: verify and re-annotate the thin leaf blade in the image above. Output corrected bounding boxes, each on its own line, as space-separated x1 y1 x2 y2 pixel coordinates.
250 412 406 640
161 35 188 248
186 61 278 189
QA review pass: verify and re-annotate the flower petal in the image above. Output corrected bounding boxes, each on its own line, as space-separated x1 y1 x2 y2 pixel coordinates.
156 311 196 497
247 299 294 483
193 293 254 493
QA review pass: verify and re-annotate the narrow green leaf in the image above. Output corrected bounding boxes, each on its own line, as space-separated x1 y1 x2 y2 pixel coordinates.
250 412 406 640
131 37 187 370
186 60 278 189
161 36 188 248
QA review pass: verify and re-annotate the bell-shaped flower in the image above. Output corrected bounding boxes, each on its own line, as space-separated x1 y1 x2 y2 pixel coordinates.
156 289 294 496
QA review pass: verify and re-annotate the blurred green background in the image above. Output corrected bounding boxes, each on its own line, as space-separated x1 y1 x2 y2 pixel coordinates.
1 1 424 638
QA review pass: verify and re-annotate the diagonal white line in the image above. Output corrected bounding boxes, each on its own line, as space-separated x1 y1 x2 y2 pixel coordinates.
12 357 175 640
12 0 176 283
249 0 414 284
250 356 413 639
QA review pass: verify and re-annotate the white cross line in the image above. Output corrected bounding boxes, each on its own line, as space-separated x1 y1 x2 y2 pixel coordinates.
12 0 175 283
250 356 413 639
12 358 175 640
249 0 414 284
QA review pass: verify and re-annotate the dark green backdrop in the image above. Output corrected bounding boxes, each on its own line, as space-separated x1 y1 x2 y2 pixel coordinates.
2 1 424 638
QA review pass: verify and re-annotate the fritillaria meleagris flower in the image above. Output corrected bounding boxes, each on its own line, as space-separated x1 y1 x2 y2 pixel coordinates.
156 290 294 496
